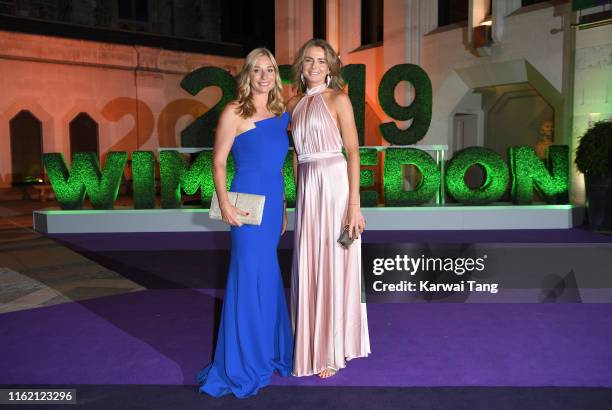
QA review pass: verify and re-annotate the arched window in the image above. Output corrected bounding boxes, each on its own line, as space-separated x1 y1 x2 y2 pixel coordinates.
10 110 43 184
70 113 99 159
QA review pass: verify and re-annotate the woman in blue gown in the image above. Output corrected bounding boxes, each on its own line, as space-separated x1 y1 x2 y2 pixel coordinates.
196 48 293 398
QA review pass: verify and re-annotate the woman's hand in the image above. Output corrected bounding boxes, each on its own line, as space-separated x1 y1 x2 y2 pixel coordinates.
212 102 242 227
333 92 364 241
220 203 249 227
344 203 365 239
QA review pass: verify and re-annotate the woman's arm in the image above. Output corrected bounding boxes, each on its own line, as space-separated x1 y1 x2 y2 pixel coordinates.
292 151 298 186
286 95 301 187
334 92 365 239
283 94 301 233
212 103 249 226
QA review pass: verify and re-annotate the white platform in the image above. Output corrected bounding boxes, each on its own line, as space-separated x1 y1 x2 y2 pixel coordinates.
33 204 582 234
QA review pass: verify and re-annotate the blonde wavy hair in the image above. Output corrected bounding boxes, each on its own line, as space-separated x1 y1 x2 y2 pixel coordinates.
235 48 284 118
292 39 345 94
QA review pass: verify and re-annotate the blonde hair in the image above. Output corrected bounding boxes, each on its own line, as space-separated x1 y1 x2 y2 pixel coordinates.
235 48 284 118
292 39 345 94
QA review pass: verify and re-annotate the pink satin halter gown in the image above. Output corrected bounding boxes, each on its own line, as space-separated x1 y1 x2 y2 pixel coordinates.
290 83 371 376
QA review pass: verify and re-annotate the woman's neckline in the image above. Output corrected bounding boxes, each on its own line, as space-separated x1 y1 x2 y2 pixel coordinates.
306 83 328 96
234 112 287 139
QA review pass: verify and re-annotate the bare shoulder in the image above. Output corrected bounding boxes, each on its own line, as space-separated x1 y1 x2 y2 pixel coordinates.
221 100 240 118
219 101 242 126
323 90 351 115
286 94 302 114
216 101 242 138
328 90 351 106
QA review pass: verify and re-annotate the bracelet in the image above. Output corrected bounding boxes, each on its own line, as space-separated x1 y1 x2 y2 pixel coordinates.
348 203 360 206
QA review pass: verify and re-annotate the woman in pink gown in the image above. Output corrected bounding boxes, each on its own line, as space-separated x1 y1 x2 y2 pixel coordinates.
288 39 370 378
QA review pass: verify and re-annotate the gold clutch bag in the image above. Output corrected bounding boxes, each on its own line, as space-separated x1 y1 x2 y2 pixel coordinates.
209 191 266 226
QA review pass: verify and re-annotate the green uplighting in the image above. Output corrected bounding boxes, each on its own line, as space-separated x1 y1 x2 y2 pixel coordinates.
282 150 296 208
445 147 509 204
384 148 440 206
43 153 85 210
44 144 572 211
131 151 156 209
360 148 379 206
43 152 127 210
279 64 293 85
159 150 234 208
510 145 569 204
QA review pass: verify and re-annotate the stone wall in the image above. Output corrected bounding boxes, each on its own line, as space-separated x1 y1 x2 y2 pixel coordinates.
0 30 242 187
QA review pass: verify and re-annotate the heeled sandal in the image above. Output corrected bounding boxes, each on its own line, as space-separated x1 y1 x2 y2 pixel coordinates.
318 365 339 378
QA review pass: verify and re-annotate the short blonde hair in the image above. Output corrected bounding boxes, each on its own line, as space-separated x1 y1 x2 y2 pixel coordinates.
292 39 345 94
235 48 284 118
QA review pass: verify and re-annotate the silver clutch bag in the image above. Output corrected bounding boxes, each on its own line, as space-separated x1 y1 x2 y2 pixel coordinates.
338 225 356 249
209 191 265 226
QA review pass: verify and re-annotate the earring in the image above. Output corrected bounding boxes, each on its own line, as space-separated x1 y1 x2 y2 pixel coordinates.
326 74 331 87
300 73 305 84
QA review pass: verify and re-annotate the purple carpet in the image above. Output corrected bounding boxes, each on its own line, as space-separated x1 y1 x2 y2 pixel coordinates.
49 227 612 252
2 288 611 387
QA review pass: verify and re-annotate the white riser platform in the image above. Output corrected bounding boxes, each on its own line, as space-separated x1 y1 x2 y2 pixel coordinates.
33 205 582 234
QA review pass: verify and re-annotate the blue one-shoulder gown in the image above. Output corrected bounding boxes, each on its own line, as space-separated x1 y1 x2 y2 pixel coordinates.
197 112 293 398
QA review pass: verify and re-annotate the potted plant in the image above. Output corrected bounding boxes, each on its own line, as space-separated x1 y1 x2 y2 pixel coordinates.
575 120 612 232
